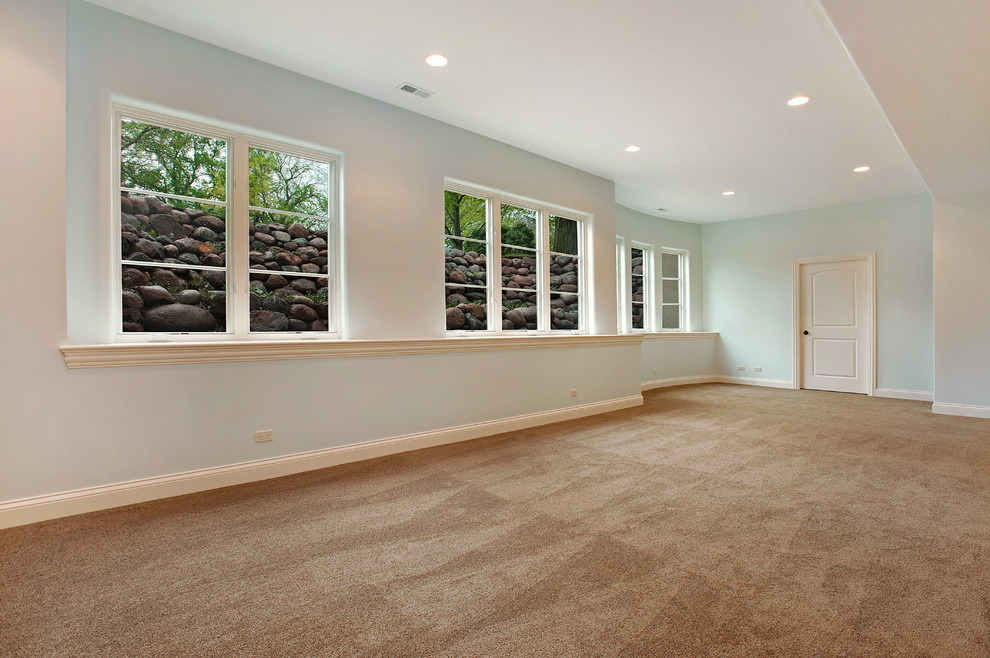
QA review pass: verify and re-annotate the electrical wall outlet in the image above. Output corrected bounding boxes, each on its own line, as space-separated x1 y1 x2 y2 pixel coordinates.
652 368 658 374
254 430 273 443
754 366 763 372
737 365 745 371
569 389 578 397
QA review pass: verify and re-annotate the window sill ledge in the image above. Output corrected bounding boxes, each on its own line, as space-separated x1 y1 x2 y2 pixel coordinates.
642 332 719 340
60 334 644 369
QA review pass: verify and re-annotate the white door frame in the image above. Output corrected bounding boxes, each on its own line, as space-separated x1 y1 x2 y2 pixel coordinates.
792 252 876 395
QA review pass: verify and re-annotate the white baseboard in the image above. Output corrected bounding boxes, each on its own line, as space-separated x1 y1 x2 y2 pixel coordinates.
932 401 990 419
712 375 794 389
876 388 934 402
641 375 794 391
0 395 643 530
642 375 716 391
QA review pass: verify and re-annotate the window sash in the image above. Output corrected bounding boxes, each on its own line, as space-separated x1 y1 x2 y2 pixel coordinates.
444 182 587 335
114 105 340 341
629 243 652 332
659 249 686 331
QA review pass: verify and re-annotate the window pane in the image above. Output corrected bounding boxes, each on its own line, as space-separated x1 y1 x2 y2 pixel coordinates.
121 265 226 333
502 248 538 291
120 119 227 202
550 255 579 293
550 293 579 330
445 248 488 288
249 211 328 274
502 291 537 330
249 272 330 332
121 194 226 267
631 248 644 274
501 204 537 249
445 236 488 255
662 305 681 330
549 216 579 255
632 302 645 329
661 252 680 278
249 147 330 218
631 276 644 301
446 285 488 331
662 279 680 304
445 191 487 241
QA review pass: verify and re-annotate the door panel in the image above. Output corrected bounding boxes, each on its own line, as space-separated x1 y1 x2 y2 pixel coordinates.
812 270 856 326
812 339 857 378
800 258 871 394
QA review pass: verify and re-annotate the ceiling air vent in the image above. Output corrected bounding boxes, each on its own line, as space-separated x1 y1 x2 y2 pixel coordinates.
398 83 433 99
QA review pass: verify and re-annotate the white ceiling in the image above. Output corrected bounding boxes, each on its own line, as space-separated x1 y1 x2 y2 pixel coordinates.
83 0 952 223
820 0 990 202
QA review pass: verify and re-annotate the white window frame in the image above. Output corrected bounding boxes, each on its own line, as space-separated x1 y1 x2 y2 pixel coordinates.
444 180 588 335
629 241 653 332
615 236 628 332
113 104 341 342
659 247 688 332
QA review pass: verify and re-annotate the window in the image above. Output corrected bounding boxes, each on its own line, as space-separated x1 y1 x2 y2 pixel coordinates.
660 249 686 330
630 243 652 331
116 106 339 339
443 183 586 333
617 242 687 332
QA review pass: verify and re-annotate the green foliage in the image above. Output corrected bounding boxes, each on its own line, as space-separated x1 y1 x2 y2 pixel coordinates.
248 148 329 222
121 120 330 229
445 191 486 241
120 120 226 201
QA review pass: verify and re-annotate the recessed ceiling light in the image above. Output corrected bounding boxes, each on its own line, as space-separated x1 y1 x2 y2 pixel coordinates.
853 165 871 172
787 95 811 106
425 53 448 67
625 145 641 152
722 190 736 196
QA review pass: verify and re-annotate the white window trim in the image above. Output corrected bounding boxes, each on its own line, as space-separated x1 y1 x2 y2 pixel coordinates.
615 236 628 333
60 334 643 369
630 241 653 333
113 104 342 342
444 180 589 335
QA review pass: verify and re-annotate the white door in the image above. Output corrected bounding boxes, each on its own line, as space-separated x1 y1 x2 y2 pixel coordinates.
799 257 872 394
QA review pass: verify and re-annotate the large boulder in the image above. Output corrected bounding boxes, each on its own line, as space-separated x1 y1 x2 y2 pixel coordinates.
145 197 172 214
150 269 183 291
148 213 185 238
121 290 143 322
121 267 150 288
289 304 318 322
261 295 290 316
505 309 526 328
128 196 150 216
136 285 174 307
193 214 225 233
250 310 289 332
445 307 465 330
144 304 217 332
287 222 309 239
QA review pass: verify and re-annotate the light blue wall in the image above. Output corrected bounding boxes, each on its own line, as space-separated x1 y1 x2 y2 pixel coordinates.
0 0 639 507
703 194 933 393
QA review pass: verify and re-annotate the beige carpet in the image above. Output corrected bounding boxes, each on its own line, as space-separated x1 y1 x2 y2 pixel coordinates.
2 384 989 657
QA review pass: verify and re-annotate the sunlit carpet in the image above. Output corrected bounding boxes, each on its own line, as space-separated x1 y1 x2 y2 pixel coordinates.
3 384 989 656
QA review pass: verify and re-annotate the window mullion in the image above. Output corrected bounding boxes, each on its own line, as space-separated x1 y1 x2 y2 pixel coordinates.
229 136 249 338
538 208 550 332
646 247 655 332
489 194 500 332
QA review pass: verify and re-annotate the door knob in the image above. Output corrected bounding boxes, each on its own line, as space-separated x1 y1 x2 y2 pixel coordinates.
803 330 809 335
